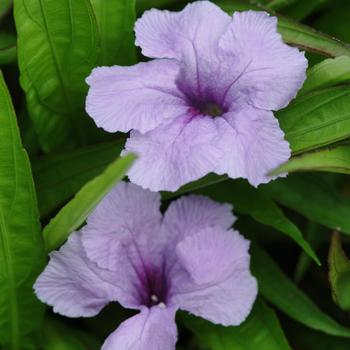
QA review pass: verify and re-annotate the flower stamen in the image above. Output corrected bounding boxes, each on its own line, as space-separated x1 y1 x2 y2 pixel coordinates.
158 302 167 309
151 294 159 303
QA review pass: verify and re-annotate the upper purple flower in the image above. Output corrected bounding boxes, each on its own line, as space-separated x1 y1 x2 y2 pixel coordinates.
34 182 257 350
86 1 307 192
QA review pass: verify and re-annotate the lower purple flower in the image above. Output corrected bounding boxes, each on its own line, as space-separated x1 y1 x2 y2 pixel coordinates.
34 182 257 350
86 1 307 191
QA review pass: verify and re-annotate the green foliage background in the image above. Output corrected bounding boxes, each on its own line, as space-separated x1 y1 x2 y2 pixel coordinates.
2 0 350 349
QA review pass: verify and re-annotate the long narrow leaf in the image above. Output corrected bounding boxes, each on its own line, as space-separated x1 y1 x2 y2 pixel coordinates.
0 71 45 349
262 174 350 234
299 56 350 96
278 86 350 154
270 144 350 176
251 244 350 337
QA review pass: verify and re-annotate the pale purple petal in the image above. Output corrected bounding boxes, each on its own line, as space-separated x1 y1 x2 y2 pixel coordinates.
124 115 226 192
163 194 235 241
34 232 139 317
86 182 161 237
81 182 172 308
86 60 188 133
102 306 178 350
135 1 230 60
176 228 247 285
216 106 291 186
219 11 307 110
172 229 257 326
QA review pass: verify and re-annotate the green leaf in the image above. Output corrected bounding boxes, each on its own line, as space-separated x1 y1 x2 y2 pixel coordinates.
182 299 291 350
266 0 328 18
266 0 298 10
251 244 350 337
33 141 124 217
217 0 350 58
196 179 320 265
0 33 16 65
14 0 101 152
0 72 45 349
90 0 136 66
162 173 228 201
294 221 324 283
43 153 136 252
299 56 350 96
0 0 12 18
313 2 350 44
277 15 350 58
328 231 350 311
137 0 181 13
278 86 350 154
262 174 350 234
42 317 100 350
270 144 350 176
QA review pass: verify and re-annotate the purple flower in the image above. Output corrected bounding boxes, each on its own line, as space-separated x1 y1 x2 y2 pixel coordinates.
86 1 307 192
34 182 257 350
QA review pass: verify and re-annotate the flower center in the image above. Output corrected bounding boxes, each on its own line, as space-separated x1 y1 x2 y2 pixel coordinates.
139 265 169 308
201 102 224 117
150 294 167 308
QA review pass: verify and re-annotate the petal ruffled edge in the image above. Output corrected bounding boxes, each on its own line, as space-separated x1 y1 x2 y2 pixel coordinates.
34 232 130 317
163 194 235 241
173 230 257 326
135 1 231 59
216 107 291 186
219 11 307 111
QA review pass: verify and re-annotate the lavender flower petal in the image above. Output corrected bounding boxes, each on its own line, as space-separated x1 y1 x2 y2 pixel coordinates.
101 306 178 350
34 232 139 317
219 11 308 111
134 1 230 60
124 115 227 191
86 60 188 134
174 229 257 326
216 107 291 186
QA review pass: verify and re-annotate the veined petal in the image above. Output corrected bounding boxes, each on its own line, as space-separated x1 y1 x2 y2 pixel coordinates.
124 115 226 192
135 1 230 60
216 107 291 186
176 228 248 285
34 232 139 317
86 182 161 237
82 182 163 270
102 306 178 350
173 229 257 326
219 11 307 110
163 194 235 241
86 59 187 134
